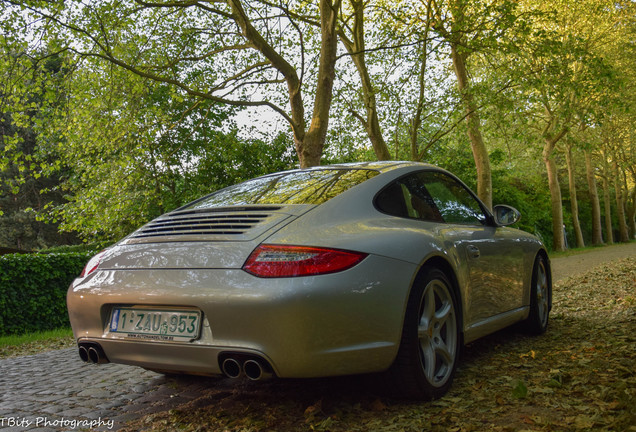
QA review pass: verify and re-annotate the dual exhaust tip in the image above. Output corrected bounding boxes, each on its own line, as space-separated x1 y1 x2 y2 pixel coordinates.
221 356 273 381
78 343 109 364
78 344 271 381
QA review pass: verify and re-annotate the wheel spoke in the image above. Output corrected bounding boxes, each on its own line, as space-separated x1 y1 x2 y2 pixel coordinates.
421 286 436 323
435 301 452 324
422 340 436 380
418 319 436 381
434 338 453 365
539 268 547 288
417 322 429 339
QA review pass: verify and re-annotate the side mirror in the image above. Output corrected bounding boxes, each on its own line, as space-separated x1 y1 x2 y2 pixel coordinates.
493 204 521 226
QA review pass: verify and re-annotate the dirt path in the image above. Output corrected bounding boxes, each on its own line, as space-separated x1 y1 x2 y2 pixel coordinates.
550 242 636 282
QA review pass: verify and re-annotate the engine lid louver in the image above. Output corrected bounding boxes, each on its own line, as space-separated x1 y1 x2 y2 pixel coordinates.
126 207 290 243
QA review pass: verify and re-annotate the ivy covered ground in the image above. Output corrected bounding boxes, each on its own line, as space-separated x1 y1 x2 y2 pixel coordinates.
122 256 635 432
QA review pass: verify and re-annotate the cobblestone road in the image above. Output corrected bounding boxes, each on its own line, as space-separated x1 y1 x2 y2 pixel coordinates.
0 348 225 432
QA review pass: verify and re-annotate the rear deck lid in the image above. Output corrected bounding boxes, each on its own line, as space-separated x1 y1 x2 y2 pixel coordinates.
123 206 294 244
102 205 311 269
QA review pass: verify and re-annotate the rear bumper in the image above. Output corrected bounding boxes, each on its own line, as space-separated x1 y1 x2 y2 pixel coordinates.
67 255 416 378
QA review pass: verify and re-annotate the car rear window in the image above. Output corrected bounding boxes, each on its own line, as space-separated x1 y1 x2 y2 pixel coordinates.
186 168 380 208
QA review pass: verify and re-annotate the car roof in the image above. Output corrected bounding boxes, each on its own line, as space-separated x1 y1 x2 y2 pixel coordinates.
302 161 436 173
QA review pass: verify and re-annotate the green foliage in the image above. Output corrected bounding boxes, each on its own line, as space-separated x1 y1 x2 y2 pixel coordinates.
3 49 296 242
0 252 93 336
0 41 78 250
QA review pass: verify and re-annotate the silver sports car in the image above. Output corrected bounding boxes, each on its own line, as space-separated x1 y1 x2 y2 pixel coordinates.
67 161 551 400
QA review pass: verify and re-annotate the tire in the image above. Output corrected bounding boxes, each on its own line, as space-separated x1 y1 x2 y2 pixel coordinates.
385 267 461 400
522 254 551 334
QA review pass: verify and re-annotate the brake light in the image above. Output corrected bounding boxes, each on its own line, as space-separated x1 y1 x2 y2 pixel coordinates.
243 245 368 278
81 251 106 277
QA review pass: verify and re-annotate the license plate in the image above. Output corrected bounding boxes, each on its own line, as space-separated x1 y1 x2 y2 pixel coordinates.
109 307 201 342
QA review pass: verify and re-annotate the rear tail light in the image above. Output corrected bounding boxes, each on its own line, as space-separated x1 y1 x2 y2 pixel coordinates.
243 244 368 278
81 250 106 277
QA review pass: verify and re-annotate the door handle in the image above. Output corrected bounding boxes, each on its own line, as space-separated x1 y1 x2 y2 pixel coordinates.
467 245 480 258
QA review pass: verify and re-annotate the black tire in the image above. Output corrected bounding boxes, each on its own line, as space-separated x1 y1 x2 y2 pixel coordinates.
522 254 551 334
385 267 461 400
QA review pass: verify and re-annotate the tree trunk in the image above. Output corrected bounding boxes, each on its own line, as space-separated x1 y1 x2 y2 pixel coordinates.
300 0 341 167
565 146 585 248
410 4 432 162
339 0 390 161
543 139 565 251
601 170 614 245
450 43 492 210
584 150 603 245
229 0 340 168
627 187 636 240
410 42 428 162
395 110 402 160
601 152 613 244
614 160 630 242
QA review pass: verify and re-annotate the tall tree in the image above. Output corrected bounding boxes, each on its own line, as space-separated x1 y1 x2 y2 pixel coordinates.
336 0 391 161
430 0 494 209
564 141 584 247
585 149 604 246
600 152 614 245
374 0 462 164
612 154 630 242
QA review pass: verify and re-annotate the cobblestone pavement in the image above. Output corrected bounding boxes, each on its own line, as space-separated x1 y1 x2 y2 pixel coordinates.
0 348 223 431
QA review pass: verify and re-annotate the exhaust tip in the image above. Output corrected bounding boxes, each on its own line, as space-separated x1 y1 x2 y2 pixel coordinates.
219 353 275 380
221 358 242 379
78 346 89 363
244 359 271 381
88 347 100 364
78 343 109 364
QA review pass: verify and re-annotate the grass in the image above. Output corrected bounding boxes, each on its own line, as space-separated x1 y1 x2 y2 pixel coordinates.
0 327 75 359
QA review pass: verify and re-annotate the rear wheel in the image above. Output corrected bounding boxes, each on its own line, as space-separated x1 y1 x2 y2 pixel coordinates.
386 267 460 400
522 254 551 334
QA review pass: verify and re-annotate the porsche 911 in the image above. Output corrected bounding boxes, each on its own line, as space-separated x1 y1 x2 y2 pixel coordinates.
67 161 551 399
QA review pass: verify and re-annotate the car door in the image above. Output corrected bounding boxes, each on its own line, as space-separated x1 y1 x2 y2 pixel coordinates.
399 171 526 329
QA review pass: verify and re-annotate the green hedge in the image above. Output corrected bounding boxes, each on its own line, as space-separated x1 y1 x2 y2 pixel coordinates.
38 242 112 254
0 252 95 336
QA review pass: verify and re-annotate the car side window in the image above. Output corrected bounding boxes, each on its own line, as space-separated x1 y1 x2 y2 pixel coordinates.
375 171 487 225
421 172 487 225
